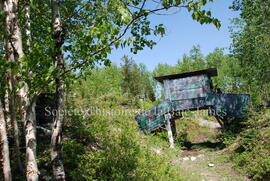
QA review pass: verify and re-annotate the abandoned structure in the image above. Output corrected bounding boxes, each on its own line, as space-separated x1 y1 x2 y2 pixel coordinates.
135 68 249 147
36 93 56 125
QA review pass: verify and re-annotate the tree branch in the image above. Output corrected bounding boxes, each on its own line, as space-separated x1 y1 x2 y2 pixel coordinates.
30 3 188 98
66 3 187 74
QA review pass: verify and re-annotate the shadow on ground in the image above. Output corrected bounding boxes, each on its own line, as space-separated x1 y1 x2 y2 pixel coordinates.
183 141 224 150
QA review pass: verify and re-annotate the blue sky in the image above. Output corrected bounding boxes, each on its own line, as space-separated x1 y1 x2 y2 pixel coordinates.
108 0 239 71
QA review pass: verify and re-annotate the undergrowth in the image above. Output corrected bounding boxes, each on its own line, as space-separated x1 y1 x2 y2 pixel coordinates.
222 110 270 181
61 93 186 181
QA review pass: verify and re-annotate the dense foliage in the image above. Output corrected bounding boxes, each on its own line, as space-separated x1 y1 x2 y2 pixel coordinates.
227 110 270 180
61 64 186 180
0 0 221 180
121 56 155 100
0 0 269 180
230 0 270 105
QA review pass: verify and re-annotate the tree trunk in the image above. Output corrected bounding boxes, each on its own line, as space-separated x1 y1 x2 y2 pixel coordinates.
170 118 177 138
23 0 31 52
20 3 39 179
7 72 24 173
51 0 66 180
3 0 39 180
4 92 11 132
23 97 39 181
0 101 12 181
51 78 66 181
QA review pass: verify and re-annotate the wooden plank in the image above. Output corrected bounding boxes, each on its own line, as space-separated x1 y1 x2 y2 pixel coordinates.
164 75 207 90
167 87 209 100
206 93 249 118
172 97 209 111
163 75 211 100
135 97 211 132
154 68 217 83
135 94 249 132
165 113 175 149
135 101 171 132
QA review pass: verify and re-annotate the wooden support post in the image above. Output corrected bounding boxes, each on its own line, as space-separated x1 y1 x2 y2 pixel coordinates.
215 116 228 131
171 118 177 137
165 113 174 148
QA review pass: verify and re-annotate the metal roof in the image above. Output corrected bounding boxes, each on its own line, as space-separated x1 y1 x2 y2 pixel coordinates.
154 68 218 83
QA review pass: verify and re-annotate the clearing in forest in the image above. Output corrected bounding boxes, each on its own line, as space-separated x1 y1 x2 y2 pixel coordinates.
168 119 250 181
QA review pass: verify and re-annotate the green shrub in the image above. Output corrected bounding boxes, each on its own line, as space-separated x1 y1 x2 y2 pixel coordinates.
229 111 270 181
62 97 185 181
217 130 236 146
175 128 188 148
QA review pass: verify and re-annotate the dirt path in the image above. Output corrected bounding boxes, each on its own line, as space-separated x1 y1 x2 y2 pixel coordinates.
172 119 250 181
198 119 221 129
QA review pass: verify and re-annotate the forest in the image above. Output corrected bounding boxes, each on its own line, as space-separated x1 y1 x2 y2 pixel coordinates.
0 0 269 181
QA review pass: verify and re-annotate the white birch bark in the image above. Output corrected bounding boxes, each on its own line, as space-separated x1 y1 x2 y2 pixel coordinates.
0 101 12 181
20 2 39 179
3 0 39 180
4 92 11 131
51 0 66 180
1 1 13 180
23 96 39 181
24 0 31 51
7 72 24 172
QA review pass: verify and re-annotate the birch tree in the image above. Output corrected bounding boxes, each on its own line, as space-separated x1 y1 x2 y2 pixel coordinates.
0 0 221 180
51 0 66 179
2 0 39 180
0 3 12 180
0 100 12 181
47 1 220 178
5 18 23 172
